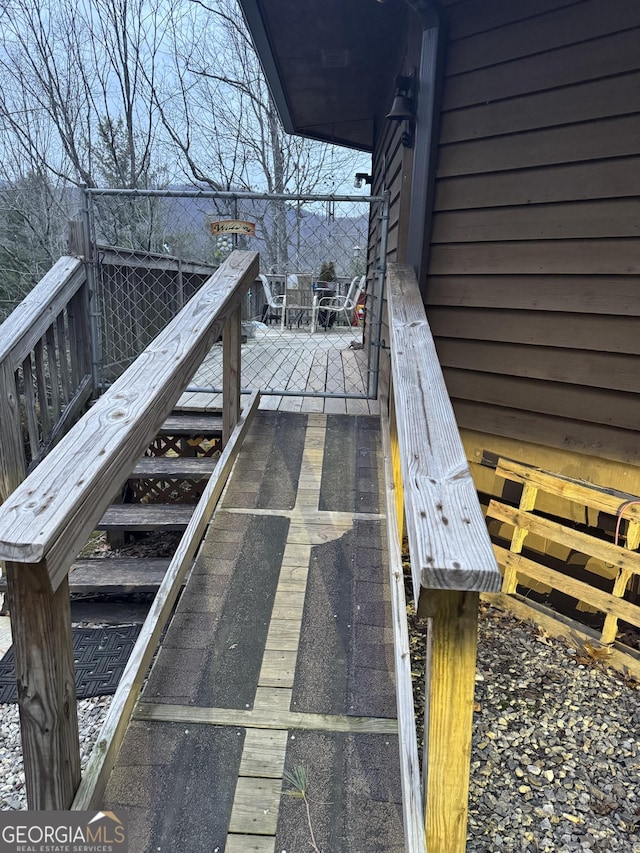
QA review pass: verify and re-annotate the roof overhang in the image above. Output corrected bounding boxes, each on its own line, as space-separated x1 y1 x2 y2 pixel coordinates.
238 0 409 151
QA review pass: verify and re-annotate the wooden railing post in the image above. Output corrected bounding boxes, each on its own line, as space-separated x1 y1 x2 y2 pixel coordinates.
0 360 26 502
67 282 93 387
420 589 479 853
6 564 80 808
223 303 242 445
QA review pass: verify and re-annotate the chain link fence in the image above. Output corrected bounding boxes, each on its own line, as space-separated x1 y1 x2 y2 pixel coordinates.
87 189 386 400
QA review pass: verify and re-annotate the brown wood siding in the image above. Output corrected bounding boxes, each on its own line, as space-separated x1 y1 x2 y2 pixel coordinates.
426 0 640 466
369 25 422 404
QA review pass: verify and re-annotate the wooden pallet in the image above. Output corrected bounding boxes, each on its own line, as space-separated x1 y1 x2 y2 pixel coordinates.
488 457 640 645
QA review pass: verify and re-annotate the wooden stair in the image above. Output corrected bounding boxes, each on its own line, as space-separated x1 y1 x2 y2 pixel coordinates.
130 456 218 479
83 411 225 594
158 413 223 436
0 411 225 599
69 558 172 594
0 558 173 595
96 504 195 532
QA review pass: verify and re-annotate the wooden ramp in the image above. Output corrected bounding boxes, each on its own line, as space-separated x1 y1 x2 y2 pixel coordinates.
101 411 404 852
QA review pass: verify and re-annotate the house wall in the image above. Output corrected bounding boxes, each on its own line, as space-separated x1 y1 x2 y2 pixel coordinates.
370 23 422 404
375 0 640 493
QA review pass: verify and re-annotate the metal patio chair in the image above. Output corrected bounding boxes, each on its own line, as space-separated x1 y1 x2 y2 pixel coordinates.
258 274 286 325
311 275 365 332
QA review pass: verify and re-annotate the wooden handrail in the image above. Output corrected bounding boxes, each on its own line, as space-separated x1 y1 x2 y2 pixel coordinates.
0 249 258 809
0 256 85 369
386 263 500 597
0 257 91 501
0 251 257 589
385 264 500 853
97 244 217 276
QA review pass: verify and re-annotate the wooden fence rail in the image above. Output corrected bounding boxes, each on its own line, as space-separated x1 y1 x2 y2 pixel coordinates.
0 250 258 809
0 256 93 502
384 264 501 853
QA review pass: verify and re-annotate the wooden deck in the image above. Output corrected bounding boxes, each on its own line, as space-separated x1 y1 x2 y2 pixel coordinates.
102 410 404 852
178 325 379 415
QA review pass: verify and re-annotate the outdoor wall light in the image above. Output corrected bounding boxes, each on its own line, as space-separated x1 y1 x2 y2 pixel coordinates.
354 172 373 189
386 73 415 147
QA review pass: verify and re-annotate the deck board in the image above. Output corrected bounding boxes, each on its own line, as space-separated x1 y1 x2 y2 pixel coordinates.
177 326 377 414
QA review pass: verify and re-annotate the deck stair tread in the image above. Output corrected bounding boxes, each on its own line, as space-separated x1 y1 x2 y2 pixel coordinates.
159 413 223 435
0 558 173 593
130 457 219 478
97 504 194 531
69 558 172 593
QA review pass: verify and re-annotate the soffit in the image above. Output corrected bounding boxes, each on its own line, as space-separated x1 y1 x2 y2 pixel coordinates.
238 0 409 151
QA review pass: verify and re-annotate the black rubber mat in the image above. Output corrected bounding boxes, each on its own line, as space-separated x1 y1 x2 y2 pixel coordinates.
0 625 141 703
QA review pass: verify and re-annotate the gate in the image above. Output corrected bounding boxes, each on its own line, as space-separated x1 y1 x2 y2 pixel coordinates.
83 188 388 402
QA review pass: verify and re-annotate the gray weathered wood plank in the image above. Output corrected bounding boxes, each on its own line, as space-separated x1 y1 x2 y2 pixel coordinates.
0 558 173 594
380 407 428 853
0 360 26 501
386 264 500 595
96 504 194 531
45 325 62 422
159 414 223 434
5 565 80 809
130 456 218 478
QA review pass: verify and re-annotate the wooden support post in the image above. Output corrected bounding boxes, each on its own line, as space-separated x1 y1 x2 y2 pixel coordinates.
6 563 80 809
223 304 242 446
601 568 632 644
420 589 479 853
68 283 92 385
67 220 85 256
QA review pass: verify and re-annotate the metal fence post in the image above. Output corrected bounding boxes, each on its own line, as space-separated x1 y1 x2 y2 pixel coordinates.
81 187 104 393
369 190 390 399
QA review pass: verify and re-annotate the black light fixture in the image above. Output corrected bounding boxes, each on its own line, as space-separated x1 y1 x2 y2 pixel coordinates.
354 172 373 189
386 73 415 148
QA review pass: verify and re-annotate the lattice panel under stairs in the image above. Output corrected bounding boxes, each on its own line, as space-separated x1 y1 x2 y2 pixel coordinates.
129 477 213 505
128 417 222 504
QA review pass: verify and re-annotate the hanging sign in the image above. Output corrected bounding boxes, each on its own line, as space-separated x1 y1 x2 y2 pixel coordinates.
210 219 256 236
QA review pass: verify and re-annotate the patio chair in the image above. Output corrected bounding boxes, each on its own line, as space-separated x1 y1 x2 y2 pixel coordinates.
258 274 285 325
312 275 365 332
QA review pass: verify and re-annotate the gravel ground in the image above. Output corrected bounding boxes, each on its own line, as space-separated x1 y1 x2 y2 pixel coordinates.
410 600 640 852
0 695 111 810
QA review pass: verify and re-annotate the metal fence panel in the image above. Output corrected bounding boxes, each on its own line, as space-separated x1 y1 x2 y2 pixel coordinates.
87 189 386 400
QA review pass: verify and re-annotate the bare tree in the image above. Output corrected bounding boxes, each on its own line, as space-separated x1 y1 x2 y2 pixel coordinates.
0 0 365 279
0 0 164 188
156 0 361 269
